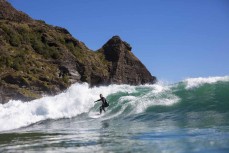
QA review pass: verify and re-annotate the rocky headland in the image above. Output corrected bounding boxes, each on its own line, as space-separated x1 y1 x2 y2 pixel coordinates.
0 0 156 103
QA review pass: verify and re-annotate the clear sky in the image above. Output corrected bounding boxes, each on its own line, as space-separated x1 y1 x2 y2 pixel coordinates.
8 0 229 82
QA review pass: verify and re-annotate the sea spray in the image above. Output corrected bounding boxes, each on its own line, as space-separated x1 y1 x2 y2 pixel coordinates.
0 83 136 131
184 76 229 89
0 76 229 132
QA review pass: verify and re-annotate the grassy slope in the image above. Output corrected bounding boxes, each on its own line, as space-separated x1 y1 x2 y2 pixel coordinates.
0 18 109 101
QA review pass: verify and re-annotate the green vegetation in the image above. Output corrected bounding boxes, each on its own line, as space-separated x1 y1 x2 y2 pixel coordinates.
0 21 64 60
0 12 110 102
0 19 84 101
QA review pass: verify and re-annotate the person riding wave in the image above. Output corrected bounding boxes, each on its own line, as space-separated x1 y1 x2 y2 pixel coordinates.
94 94 109 114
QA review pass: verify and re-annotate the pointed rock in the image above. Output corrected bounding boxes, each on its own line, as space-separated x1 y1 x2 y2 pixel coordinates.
102 35 132 62
100 36 156 85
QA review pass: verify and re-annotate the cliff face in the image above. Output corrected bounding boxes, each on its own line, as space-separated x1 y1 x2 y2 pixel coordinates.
0 0 156 103
99 36 156 85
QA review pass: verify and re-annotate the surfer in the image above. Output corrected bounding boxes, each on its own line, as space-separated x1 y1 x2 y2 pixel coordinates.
94 94 109 114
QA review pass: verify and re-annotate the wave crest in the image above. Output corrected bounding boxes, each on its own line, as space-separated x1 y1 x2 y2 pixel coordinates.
0 76 228 132
184 76 229 89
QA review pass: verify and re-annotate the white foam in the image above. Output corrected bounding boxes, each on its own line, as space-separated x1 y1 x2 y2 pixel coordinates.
184 76 229 89
0 83 136 132
4 77 219 131
139 81 170 93
117 83 180 114
133 93 180 114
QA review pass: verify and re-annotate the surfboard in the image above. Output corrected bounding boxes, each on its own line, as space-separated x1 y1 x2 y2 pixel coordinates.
88 111 104 118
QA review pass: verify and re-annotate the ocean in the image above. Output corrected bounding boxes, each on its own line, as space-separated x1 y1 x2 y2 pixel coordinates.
0 76 229 153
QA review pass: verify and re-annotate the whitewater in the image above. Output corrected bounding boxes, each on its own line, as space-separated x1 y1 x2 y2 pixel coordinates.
0 76 229 153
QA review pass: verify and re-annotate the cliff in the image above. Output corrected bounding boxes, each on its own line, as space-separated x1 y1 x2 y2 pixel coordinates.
98 36 156 85
0 0 156 103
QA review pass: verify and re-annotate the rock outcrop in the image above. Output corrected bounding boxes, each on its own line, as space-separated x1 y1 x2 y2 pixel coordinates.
0 0 156 103
98 36 156 85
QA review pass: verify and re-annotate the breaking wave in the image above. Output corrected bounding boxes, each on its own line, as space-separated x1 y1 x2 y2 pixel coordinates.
0 76 228 131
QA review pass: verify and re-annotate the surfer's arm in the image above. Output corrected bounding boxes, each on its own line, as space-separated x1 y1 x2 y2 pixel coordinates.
94 98 101 103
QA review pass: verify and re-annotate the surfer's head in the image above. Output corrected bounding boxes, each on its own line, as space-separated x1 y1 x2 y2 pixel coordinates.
100 94 103 98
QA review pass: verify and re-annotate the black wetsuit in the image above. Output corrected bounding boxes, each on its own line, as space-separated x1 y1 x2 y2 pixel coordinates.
95 97 109 114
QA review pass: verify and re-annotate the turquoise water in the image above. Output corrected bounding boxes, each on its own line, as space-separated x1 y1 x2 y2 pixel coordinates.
0 76 229 152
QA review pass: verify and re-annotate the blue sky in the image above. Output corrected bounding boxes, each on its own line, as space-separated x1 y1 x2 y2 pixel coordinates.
9 0 229 82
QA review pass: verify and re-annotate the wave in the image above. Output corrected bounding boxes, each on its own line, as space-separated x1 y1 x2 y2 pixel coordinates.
184 76 229 89
0 76 228 132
